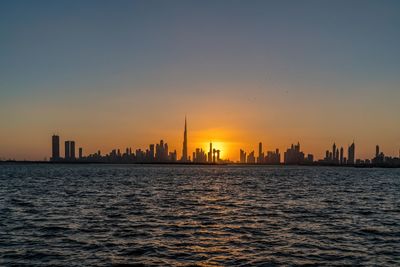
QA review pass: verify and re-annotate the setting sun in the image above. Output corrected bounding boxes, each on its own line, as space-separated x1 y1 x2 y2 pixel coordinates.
200 141 227 159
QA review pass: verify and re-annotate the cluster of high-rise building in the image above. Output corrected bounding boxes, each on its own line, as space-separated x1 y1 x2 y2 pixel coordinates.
239 143 281 164
50 118 226 164
192 148 207 163
320 142 355 165
51 135 181 163
370 145 400 166
82 139 178 163
48 117 400 167
282 143 302 164
238 140 399 166
51 135 82 162
240 142 313 165
192 142 224 164
239 149 254 164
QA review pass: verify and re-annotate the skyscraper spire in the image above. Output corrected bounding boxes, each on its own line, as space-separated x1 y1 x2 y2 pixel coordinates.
182 116 188 162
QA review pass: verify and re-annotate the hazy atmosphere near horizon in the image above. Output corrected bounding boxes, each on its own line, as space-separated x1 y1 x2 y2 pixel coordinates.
1 0 400 160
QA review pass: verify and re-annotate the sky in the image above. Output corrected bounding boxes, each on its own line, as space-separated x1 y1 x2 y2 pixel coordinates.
1 0 400 161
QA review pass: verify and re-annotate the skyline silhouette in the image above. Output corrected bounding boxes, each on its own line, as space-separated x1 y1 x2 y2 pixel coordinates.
34 117 400 167
1 115 400 165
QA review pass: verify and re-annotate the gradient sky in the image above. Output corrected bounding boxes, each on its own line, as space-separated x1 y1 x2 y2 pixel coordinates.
1 0 400 161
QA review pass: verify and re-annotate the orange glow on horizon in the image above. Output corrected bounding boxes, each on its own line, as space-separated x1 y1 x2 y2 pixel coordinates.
188 127 245 161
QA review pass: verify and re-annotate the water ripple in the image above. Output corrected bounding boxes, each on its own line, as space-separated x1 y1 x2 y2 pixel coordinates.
0 164 399 266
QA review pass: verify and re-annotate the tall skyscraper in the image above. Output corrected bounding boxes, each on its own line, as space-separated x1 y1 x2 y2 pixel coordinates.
51 135 60 161
149 144 155 160
181 116 188 162
64 140 76 161
257 142 264 164
332 143 337 160
240 149 247 164
208 142 213 163
71 141 76 159
65 141 70 160
348 142 355 165
336 148 339 162
212 148 216 163
340 147 344 165
165 143 169 160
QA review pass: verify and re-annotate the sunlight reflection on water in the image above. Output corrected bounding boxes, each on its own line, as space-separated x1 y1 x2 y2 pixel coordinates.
0 164 399 266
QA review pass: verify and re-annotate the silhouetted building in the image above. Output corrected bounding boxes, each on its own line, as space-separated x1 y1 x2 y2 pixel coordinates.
181 117 188 162
348 142 355 165
333 143 337 161
155 140 171 162
340 147 344 165
208 143 213 163
335 148 339 162
169 150 177 162
51 135 60 161
212 148 216 163
324 142 342 164
257 142 264 164
284 142 304 164
149 144 155 160
265 149 281 164
372 144 385 164
70 141 76 159
79 147 83 159
193 148 207 163
240 149 246 164
247 151 255 164
63 140 76 160
65 141 70 160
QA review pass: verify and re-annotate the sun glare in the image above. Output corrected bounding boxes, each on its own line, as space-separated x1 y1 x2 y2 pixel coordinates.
201 141 227 158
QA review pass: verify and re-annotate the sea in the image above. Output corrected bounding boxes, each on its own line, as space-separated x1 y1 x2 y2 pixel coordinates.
0 164 399 266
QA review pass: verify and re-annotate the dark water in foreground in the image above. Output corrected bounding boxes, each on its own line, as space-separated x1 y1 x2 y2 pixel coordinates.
0 165 399 266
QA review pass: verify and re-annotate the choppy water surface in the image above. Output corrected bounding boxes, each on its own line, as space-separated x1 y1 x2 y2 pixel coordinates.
0 165 399 266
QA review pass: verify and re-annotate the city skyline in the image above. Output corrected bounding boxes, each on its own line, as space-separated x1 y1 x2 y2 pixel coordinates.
2 114 400 162
1 1 400 161
38 117 400 166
